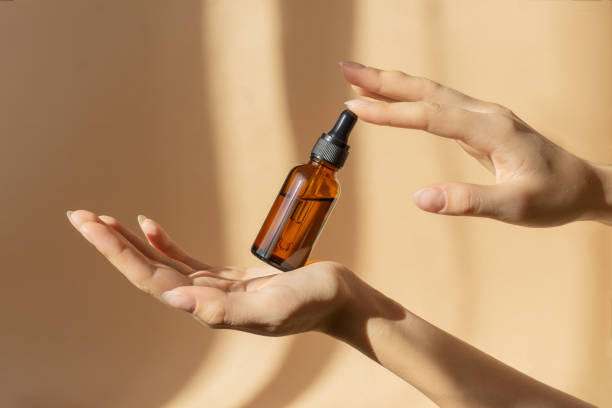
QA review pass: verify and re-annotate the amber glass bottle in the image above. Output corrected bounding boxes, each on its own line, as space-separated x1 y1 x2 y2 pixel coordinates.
251 110 357 271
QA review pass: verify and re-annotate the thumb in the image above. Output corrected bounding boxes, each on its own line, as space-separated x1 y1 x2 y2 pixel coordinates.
413 183 510 218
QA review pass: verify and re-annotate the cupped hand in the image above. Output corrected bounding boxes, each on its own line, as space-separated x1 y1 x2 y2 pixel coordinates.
340 61 607 227
67 210 350 336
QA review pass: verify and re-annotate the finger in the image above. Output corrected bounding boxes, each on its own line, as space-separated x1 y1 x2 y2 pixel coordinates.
413 183 517 219
137 215 212 271
98 215 194 275
161 285 276 329
344 99 498 153
340 61 497 113
68 210 189 296
350 84 397 103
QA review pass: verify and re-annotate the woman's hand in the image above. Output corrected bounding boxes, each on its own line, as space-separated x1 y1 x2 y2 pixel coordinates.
66 209 351 336
340 61 612 227
66 209 594 407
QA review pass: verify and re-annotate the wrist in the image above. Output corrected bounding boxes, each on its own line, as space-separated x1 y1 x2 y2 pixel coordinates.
584 162 612 225
321 268 407 358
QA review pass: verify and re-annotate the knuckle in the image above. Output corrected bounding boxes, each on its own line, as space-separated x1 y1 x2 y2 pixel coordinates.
198 300 226 326
428 105 461 132
379 102 395 127
381 69 406 80
447 185 476 215
457 187 474 215
425 100 442 114
423 102 443 132
489 113 516 134
470 193 484 215
421 78 442 97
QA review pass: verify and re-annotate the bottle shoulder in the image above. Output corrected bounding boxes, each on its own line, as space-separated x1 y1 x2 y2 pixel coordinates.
280 161 339 198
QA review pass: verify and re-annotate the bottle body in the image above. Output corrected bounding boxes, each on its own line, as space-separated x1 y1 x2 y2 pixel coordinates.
251 157 340 271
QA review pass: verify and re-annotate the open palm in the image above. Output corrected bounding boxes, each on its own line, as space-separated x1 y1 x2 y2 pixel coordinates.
67 210 346 336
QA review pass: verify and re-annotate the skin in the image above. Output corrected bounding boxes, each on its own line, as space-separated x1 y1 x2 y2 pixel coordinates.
65 61 609 407
66 210 594 407
341 61 612 227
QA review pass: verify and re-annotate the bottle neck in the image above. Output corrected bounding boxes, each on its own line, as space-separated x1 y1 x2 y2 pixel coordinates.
310 155 339 172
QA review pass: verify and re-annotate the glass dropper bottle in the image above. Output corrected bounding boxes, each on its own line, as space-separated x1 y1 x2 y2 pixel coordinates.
251 110 357 271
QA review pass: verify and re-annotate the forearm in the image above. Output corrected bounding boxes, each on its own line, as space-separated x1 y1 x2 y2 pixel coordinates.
324 275 594 408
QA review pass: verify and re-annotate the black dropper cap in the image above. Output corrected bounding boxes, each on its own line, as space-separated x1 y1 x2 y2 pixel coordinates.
310 109 357 169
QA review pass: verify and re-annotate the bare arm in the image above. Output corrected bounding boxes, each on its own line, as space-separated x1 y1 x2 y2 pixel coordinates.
67 210 595 407
327 271 595 408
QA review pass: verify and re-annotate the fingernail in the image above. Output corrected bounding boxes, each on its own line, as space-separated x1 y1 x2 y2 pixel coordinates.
137 214 146 225
66 210 78 230
414 188 446 213
344 99 372 108
339 61 365 69
161 291 196 312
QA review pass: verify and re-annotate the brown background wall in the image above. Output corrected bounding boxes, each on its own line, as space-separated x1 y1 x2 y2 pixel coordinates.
1 1 610 407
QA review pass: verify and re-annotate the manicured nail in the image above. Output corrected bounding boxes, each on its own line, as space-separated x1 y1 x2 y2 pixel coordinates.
339 61 365 69
161 291 196 312
414 188 446 213
137 214 146 225
344 99 372 108
66 210 78 230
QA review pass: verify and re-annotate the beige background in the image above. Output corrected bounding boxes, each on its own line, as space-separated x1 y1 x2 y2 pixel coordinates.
1 0 611 407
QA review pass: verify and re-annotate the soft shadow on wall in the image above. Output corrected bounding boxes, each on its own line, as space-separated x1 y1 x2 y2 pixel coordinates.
237 1 357 407
420 0 479 333
0 1 222 407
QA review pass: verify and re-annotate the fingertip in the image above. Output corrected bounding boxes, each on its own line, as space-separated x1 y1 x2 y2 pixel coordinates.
69 209 101 229
340 61 370 85
344 99 372 109
77 220 104 242
140 219 168 250
66 210 77 229
98 215 118 226
70 209 94 220
139 217 157 235
340 60 365 70
413 187 446 213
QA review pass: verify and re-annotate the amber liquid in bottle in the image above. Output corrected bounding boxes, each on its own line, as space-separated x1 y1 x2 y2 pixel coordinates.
251 109 356 271
251 158 340 271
